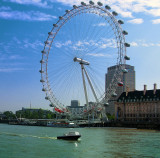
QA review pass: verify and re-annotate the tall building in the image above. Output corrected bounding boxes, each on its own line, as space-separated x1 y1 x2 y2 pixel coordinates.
105 64 135 114
71 100 80 107
67 100 84 116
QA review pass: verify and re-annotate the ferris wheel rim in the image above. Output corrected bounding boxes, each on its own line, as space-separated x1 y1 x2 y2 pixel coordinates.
40 2 128 114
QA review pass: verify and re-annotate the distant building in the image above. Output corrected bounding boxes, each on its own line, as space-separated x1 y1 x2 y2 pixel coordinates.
0 112 6 120
71 100 80 107
16 107 50 115
67 100 84 116
105 64 135 114
115 84 160 122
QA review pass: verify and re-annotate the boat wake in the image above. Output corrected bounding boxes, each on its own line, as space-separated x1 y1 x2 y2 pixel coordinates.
0 132 57 140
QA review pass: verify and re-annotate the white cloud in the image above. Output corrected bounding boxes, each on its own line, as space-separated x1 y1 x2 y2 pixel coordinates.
130 40 160 47
53 0 80 6
111 5 133 18
3 0 160 25
0 10 57 21
13 37 21 44
6 0 50 8
9 55 24 60
141 43 155 47
53 0 160 26
23 39 44 50
55 40 72 48
0 37 43 73
152 19 160 24
100 38 116 48
55 42 62 48
87 53 112 57
0 37 44 57
93 23 107 27
54 38 117 53
141 43 149 47
0 6 11 11
0 68 26 72
64 40 72 46
76 41 83 46
132 4 147 13
120 11 133 18
147 9 160 17
127 18 144 24
130 42 138 47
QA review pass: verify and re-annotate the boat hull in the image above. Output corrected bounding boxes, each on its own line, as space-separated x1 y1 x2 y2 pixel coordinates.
57 135 81 140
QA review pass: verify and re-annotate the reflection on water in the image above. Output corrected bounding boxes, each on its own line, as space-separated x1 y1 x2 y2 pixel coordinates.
0 132 57 140
0 124 160 158
74 142 78 147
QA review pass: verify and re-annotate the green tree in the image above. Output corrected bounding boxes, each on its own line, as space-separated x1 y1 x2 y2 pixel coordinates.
31 111 39 119
106 113 115 121
38 109 44 119
46 113 52 119
3 111 16 119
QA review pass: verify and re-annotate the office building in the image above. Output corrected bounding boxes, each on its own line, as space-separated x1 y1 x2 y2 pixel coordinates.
71 100 80 107
67 100 84 116
105 64 135 114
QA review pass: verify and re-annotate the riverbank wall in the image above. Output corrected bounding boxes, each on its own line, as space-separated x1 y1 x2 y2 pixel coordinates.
1 120 160 130
79 121 160 130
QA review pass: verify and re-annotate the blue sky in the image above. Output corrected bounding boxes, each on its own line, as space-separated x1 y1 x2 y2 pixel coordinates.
1 0 160 112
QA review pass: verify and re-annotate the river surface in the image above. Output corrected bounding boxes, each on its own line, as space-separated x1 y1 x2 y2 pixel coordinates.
0 124 160 158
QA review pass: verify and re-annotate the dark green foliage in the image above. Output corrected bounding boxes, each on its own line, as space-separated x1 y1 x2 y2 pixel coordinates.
14 109 56 119
3 111 16 119
106 113 115 120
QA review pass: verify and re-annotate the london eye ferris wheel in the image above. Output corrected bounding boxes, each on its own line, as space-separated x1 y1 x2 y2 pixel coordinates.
40 1 130 118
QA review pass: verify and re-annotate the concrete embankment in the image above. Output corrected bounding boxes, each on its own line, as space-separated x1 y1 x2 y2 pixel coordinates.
79 121 160 130
1 120 160 130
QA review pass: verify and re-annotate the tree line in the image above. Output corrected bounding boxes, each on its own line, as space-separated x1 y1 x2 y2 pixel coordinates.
1 109 56 120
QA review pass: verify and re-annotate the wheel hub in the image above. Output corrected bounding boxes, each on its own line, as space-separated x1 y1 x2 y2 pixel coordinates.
73 57 90 65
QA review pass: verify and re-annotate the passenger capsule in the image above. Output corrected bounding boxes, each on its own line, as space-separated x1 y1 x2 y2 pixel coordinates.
97 2 103 6
40 79 45 83
44 41 49 44
122 69 128 73
49 104 54 107
89 1 94 5
41 50 46 54
39 70 44 73
118 82 123 87
124 55 130 60
122 30 128 35
65 10 70 13
59 16 63 20
105 5 111 10
45 96 49 100
40 60 45 64
112 92 117 97
42 88 47 91
124 43 130 47
81 2 86 5
53 24 58 27
73 5 77 9
104 103 109 106
48 32 53 35
118 20 124 24
112 11 118 16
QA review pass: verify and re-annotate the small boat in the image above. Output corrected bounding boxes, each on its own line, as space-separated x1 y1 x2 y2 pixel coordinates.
57 131 81 140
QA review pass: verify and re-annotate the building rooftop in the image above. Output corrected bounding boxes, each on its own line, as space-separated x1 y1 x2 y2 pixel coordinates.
117 89 160 102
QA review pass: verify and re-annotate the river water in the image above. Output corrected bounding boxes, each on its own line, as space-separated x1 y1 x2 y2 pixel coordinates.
0 124 160 158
